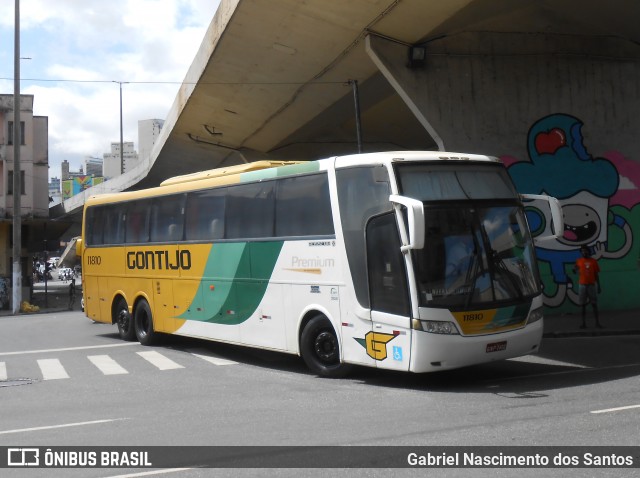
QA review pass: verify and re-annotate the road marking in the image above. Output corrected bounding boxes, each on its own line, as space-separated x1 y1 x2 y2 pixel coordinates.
591 404 640 414
37 358 69 380
508 355 588 368
0 419 126 435
0 362 6 380
88 355 129 375
190 350 238 366
0 343 139 357
137 351 184 370
106 469 192 478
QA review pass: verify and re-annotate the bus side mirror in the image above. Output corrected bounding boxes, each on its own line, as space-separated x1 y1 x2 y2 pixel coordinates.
75 238 83 257
390 195 425 251
521 194 564 243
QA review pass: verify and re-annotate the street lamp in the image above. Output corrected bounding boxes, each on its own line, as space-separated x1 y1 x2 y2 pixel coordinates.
12 0 21 314
114 81 128 175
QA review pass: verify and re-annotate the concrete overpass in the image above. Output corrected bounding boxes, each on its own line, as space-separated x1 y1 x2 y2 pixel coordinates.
53 0 640 314
57 0 640 215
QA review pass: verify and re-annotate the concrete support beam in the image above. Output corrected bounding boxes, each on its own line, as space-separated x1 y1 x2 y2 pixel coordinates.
366 31 640 158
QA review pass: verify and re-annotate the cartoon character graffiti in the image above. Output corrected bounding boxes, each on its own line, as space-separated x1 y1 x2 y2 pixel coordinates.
506 114 633 306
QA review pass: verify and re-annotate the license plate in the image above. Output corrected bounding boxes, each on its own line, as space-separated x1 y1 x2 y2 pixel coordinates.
486 341 507 353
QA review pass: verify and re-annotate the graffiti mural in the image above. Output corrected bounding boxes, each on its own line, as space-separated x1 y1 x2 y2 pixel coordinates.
502 113 640 310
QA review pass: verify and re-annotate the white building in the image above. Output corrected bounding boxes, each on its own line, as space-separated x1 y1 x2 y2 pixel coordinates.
103 141 138 179
138 119 164 162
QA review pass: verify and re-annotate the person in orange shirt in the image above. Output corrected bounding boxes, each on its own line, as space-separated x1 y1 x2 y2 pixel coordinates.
573 245 602 329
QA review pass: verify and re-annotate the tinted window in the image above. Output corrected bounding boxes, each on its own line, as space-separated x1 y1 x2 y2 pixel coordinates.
367 213 410 316
336 166 391 308
185 189 226 241
150 195 185 243
85 206 105 246
125 200 151 243
103 205 125 245
396 163 518 201
275 173 334 237
226 182 275 239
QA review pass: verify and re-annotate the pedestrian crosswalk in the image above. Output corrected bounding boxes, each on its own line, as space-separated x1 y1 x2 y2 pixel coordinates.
137 350 185 370
37 358 70 380
87 355 129 375
0 349 239 382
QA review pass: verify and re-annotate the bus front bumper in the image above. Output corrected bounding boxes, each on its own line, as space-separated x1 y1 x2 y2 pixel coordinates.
408 319 543 373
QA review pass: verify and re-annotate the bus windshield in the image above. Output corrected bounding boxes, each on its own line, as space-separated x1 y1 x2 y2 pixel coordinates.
395 162 540 310
413 204 539 309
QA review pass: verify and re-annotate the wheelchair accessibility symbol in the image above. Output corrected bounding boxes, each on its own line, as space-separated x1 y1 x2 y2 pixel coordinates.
392 346 403 361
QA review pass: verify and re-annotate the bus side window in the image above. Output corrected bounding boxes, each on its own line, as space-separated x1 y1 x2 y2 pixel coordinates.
150 195 184 243
226 182 275 239
125 200 151 244
366 212 410 316
209 219 223 239
275 173 334 237
103 206 125 245
86 206 105 246
185 190 225 241
336 166 392 309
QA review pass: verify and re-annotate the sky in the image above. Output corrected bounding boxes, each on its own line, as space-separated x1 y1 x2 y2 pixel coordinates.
0 0 221 180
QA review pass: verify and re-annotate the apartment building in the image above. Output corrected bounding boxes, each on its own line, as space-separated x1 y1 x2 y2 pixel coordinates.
0 94 51 308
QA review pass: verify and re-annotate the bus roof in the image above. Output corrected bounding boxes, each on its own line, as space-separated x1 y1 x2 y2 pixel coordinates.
84 152 499 207
160 160 306 187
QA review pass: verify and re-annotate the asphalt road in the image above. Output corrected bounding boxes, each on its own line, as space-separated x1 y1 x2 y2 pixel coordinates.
1 311 639 478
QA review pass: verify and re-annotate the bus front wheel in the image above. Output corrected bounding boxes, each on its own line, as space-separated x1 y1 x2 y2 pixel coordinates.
300 315 351 378
134 299 158 346
115 298 135 341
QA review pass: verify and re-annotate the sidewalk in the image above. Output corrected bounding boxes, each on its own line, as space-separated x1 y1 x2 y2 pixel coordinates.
0 276 83 316
543 307 640 338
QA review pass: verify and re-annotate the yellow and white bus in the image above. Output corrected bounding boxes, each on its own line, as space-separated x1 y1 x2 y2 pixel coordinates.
78 151 561 377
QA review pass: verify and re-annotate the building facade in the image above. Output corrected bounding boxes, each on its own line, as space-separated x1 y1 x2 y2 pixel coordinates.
84 156 103 177
138 119 164 163
102 141 138 179
0 94 50 308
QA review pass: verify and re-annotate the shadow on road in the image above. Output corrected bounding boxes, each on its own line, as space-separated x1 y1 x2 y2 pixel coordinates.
90 326 640 396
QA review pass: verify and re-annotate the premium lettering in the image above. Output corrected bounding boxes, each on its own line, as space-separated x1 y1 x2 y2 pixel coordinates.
126 250 191 270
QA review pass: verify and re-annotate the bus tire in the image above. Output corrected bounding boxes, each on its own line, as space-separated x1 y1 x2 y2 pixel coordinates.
134 299 158 346
115 298 135 341
300 315 351 378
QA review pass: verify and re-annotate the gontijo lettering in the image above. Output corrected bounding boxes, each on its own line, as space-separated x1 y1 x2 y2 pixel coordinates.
126 250 192 270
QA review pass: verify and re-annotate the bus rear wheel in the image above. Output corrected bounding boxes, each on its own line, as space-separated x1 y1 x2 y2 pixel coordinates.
115 298 135 341
134 299 158 346
300 315 351 378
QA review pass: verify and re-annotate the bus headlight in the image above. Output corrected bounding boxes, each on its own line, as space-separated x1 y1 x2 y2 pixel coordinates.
412 319 460 335
527 307 544 325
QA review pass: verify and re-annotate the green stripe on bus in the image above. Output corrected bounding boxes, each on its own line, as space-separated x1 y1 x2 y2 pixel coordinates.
239 161 320 182
179 241 284 325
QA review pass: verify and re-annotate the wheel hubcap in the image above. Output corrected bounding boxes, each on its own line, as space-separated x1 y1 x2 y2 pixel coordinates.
314 331 337 363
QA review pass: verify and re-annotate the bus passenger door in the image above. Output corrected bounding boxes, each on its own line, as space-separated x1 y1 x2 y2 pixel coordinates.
366 213 412 371
84 275 101 322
